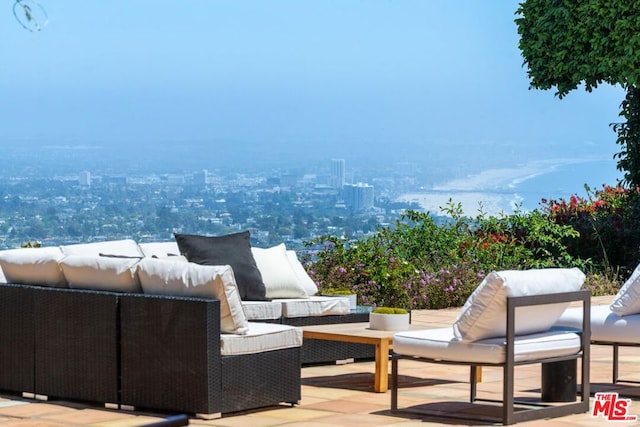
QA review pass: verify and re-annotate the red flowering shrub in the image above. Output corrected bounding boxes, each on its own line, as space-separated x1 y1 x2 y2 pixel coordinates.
543 184 640 276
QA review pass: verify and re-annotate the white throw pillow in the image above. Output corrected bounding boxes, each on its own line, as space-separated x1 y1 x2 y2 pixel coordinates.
138 241 181 258
453 268 585 341
60 239 144 258
60 255 142 293
0 247 66 287
610 263 640 316
251 244 308 299
286 250 318 296
136 258 249 334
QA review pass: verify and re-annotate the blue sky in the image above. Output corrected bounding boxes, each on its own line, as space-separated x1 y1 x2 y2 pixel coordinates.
0 0 626 195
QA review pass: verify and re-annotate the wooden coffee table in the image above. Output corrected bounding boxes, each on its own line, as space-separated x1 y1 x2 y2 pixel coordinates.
302 322 424 393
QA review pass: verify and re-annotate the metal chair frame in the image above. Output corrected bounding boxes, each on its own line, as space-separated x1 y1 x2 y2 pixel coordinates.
391 290 591 425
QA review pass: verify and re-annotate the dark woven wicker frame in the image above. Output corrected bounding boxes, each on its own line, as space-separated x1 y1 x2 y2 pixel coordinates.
120 294 222 416
221 347 301 413
0 284 35 395
34 287 120 404
120 294 301 417
283 307 375 364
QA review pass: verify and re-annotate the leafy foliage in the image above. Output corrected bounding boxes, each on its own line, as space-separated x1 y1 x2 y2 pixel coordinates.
612 87 640 186
305 204 587 310
542 184 640 277
515 1 640 186
516 0 640 97
371 307 408 314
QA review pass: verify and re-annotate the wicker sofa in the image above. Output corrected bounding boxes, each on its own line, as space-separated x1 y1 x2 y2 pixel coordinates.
0 283 302 418
0 234 372 417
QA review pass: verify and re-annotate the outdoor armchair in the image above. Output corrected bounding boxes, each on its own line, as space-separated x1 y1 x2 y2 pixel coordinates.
390 268 591 425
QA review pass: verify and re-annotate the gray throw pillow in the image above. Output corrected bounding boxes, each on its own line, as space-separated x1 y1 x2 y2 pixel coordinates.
174 231 269 301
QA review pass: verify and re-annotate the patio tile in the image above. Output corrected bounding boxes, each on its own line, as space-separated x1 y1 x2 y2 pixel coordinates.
89 416 169 427
0 402 76 418
0 296 636 427
41 408 141 425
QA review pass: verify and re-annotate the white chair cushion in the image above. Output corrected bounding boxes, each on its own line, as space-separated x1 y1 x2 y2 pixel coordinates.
60 239 144 258
453 268 585 341
242 300 283 321
0 246 66 287
220 322 302 356
251 244 308 299
556 305 640 345
610 263 640 316
286 250 318 296
279 295 351 318
138 241 181 258
393 327 582 364
136 258 249 335
60 255 141 292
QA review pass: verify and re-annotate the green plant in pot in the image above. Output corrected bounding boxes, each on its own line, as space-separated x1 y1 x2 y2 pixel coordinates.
369 306 410 331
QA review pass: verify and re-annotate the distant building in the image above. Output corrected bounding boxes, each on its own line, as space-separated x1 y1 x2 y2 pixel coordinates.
330 158 345 189
344 182 374 213
193 169 208 186
79 171 91 186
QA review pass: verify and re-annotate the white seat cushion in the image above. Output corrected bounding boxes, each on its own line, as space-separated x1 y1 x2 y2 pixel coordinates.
242 300 283 321
279 295 351 318
220 322 302 356
393 327 582 364
556 305 640 345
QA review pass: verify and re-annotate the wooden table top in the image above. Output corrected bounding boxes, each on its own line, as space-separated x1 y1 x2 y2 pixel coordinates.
301 322 425 341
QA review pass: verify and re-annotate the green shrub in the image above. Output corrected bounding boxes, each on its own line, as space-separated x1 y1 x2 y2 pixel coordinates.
371 307 408 314
305 202 590 310
543 184 640 279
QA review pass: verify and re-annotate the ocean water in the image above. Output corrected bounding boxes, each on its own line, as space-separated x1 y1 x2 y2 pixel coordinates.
513 158 622 210
399 157 623 216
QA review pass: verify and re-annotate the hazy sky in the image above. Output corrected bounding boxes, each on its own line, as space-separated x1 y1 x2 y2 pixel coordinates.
0 1 627 177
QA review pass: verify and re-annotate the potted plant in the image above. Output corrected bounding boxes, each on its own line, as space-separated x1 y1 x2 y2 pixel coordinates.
369 307 410 331
320 287 357 309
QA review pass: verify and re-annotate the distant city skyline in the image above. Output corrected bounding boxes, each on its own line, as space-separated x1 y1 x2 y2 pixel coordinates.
1 1 625 213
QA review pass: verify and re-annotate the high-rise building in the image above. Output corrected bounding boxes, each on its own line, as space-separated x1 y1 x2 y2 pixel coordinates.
344 182 374 213
193 169 208 186
79 171 91 186
330 158 345 189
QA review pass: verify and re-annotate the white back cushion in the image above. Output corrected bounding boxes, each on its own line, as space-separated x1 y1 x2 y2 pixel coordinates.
60 255 141 292
610 263 640 316
0 247 66 287
286 250 318 296
136 258 249 334
60 239 143 257
138 241 181 258
251 244 308 299
453 268 585 341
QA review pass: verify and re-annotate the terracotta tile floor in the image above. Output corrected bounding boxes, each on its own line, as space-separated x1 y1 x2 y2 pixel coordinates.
1 296 640 426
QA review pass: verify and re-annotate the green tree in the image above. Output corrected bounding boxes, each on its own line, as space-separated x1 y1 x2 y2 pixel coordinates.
515 1 640 185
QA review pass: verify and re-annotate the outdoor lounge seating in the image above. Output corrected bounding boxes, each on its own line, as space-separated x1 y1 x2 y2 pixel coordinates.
0 234 374 417
556 263 640 385
390 268 591 425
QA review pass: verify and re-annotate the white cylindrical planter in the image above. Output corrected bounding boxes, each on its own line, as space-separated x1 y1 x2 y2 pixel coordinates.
369 312 410 331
